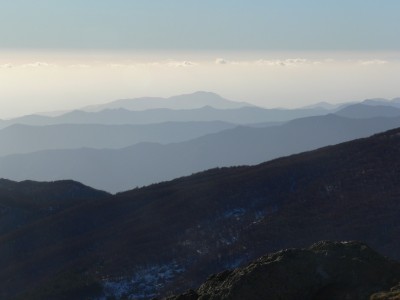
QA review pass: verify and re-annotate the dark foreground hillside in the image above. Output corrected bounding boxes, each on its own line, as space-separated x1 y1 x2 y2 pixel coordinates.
2 127 400 299
167 241 400 300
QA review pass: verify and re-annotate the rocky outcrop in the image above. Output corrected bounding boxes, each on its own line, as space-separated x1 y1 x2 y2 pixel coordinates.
370 283 400 300
167 241 400 300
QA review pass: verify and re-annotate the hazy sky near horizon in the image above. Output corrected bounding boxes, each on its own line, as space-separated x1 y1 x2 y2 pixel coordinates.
0 1 399 118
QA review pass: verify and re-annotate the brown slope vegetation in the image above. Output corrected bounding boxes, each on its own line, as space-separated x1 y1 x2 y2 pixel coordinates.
2 127 400 299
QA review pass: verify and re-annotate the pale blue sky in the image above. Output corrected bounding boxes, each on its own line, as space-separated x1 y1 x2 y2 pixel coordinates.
1 0 399 50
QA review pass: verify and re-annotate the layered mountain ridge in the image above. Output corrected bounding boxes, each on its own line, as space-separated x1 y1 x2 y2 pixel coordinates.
1 92 400 193
2 127 400 299
1 114 400 192
1 92 400 299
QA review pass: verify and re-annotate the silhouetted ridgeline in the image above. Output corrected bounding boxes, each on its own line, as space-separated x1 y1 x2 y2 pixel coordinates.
0 178 109 237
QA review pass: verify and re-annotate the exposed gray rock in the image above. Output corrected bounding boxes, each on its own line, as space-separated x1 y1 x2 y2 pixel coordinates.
167 241 400 300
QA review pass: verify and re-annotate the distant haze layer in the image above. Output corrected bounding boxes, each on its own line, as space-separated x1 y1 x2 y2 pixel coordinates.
0 51 399 119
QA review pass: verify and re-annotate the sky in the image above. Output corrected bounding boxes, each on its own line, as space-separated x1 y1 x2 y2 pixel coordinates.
0 0 399 118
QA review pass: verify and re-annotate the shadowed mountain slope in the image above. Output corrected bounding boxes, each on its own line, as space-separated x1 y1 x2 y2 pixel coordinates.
3 127 400 299
0 178 108 207
0 178 109 236
1 114 400 192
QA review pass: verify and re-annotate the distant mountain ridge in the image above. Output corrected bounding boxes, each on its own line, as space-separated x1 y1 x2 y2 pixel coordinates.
362 97 400 108
2 93 400 128
0 121 237 156
300 101 350 110
300 97 400 110
335 103 400 119
2 114 400 193
3 93 400 130
0 105 333 130
82 91 254 111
